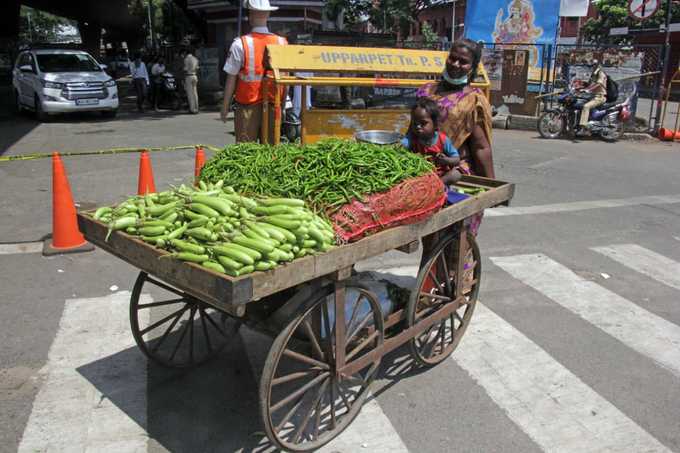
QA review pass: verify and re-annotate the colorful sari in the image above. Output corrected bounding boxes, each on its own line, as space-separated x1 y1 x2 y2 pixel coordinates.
416 82 493 235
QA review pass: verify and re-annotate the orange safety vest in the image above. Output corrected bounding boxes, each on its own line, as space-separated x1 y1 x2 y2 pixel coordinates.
235 32 287 105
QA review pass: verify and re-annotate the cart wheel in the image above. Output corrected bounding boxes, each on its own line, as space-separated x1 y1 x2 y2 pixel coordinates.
130 272 240 368
260 285 383 452
407 231 480 367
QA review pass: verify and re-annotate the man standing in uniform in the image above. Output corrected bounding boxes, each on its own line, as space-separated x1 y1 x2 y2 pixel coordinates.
184 47 200 114
579 59 607 130
220 0 287 142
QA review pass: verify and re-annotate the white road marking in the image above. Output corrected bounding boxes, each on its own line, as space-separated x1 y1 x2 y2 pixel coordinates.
485 193 680 217
592 244 680 291
240 328 409 453
454 303 671 453
18 291 149 453
0 241 43 255
491 254 680 378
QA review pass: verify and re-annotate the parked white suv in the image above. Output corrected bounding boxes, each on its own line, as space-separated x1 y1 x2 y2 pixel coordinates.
13 48 119 120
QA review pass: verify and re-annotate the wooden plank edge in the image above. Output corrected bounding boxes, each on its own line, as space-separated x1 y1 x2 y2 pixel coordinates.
77 214 252 313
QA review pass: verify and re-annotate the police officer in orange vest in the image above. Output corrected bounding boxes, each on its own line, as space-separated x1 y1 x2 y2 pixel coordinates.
221 0 287 143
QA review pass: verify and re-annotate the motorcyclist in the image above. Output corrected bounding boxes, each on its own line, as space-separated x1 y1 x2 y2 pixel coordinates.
578 59 607 130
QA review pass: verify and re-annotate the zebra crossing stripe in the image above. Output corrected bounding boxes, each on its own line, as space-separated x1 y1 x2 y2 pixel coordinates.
485 193 680 217
591 244 680 291
18 292 149 453
490 254 680 378
240 328 409 453
454 303 671 453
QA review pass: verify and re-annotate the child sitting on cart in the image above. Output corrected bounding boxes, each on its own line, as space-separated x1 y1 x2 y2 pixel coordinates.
401 98 461 186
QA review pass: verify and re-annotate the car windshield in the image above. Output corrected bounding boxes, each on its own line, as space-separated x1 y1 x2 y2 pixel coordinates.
36 53 101 73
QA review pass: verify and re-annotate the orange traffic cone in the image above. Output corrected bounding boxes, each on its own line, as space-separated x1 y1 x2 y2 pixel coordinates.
658 128 680 141
194 146 206 183
137 150 156 195
659 128 672 141
43 152 94 256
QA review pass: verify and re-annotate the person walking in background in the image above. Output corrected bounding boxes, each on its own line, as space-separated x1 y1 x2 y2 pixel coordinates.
220 0 287 142
151 56 166 112
129 52 149 113
184 47 200 114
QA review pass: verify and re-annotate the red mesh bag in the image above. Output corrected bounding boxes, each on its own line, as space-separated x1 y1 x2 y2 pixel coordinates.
330 172 446 242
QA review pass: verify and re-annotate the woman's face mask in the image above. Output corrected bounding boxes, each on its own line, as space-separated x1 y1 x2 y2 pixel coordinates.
442 70 468 86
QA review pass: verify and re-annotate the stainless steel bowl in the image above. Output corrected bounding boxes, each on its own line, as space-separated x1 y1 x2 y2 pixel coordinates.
354 130 402 145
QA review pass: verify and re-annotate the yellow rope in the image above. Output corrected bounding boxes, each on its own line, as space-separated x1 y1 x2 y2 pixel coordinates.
0 144 223 163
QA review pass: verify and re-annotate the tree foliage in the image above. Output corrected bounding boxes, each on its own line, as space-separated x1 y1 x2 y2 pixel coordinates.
420 21 439 45
19 6 78 44
324 0 371 30
369 0 432 35
325 0 432 35
582 0 680 44
127 0 197 47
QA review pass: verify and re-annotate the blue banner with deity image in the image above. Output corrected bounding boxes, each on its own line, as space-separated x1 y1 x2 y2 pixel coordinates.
464 0 560 68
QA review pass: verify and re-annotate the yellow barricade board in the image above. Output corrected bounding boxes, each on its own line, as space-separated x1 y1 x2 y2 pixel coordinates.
262 44 491 144
267 45 449 75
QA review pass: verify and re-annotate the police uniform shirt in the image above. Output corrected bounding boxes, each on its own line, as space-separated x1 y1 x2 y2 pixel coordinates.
591 67 607 97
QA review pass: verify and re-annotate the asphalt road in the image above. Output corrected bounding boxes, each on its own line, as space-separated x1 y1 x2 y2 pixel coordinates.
1 109 680 453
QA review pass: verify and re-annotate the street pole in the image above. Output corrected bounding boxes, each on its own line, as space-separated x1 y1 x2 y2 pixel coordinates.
146 1 154 49
27 12 33 43
451 0 456 42
655 0 672 131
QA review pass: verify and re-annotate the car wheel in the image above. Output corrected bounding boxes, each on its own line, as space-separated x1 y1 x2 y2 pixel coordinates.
35 96 48 122
102 109 118 119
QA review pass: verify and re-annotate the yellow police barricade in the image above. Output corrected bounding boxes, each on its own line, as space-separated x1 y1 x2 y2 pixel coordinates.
261 44 490 145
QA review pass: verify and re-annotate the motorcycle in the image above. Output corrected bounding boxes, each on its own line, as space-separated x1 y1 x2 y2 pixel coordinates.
151 71 182 110
537 88 632 142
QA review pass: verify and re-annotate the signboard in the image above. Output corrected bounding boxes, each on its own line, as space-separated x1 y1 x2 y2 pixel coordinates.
628 0 659 21
465 0 560 69
610 27 630 36
490 49 531 115
267 45 448 75
482 49 504 91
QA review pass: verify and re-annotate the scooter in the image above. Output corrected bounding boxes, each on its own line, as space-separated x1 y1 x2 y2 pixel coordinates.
151 72 182 110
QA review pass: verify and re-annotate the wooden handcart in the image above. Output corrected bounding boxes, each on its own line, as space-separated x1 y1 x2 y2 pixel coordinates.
77 175 514 452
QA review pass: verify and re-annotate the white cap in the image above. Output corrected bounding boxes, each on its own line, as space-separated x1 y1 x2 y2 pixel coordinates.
244 0 278 11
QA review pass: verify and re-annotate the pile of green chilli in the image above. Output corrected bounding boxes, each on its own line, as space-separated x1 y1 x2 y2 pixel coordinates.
89 180 336 277
199 138 435 212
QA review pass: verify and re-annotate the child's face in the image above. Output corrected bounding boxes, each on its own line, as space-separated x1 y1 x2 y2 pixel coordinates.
412 107 435 140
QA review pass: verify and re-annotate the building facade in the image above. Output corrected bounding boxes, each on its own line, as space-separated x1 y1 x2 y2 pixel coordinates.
187 0 323 86
409 0 466 44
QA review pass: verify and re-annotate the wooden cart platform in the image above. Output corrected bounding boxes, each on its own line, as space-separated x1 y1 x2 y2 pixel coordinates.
78 175 513 314
76 174 514 452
